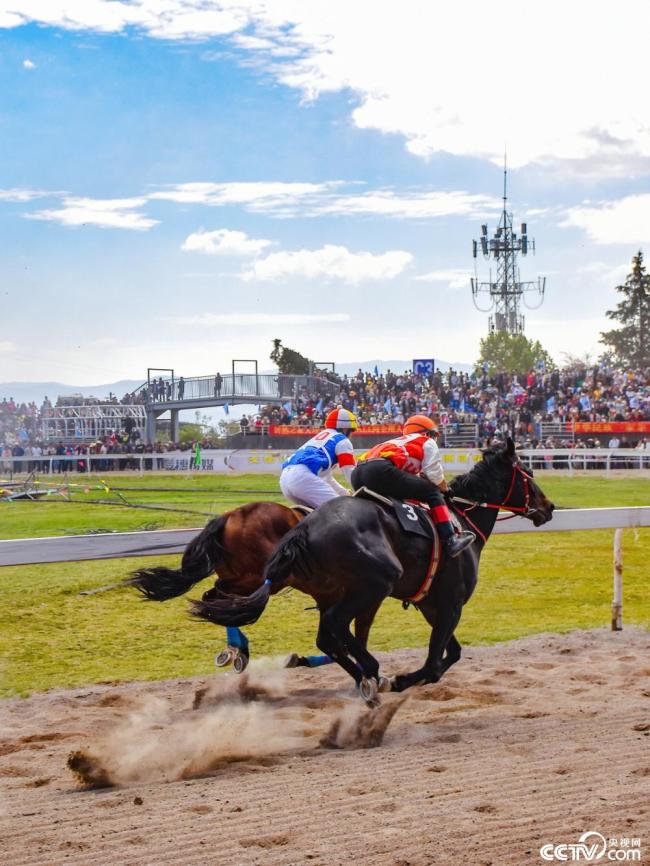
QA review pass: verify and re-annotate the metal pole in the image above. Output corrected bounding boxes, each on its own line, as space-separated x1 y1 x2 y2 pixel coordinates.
611 528 623 631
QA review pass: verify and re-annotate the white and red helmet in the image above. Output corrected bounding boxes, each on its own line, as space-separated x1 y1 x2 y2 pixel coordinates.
325 407 358 431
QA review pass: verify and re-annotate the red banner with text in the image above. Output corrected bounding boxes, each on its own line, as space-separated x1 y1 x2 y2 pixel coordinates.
268 424 403 436
572 422 650 434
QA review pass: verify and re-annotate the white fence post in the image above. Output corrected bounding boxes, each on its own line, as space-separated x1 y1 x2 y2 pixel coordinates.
611 528 623 631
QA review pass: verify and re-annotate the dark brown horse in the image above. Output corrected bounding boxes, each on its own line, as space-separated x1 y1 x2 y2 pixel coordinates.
128 501 374 670
189 440 555 704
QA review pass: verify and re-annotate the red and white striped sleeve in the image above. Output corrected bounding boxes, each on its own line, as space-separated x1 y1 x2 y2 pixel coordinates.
334 436 356 482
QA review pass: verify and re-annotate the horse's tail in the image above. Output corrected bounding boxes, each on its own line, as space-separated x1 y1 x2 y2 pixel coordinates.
263 519 311 584
128 514 229 601
189 521 310 627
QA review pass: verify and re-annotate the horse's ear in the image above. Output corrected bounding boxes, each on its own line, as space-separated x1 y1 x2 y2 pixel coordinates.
505 437 516 460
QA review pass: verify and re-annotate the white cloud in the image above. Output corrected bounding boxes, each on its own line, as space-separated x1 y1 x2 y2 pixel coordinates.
169 312 350 326
22 58 35 69
0 187 52 202
28 196 158 230
0 1 245 38
151 180 497 220
560 194 650 244
242 244 413 284
0 340 16 353
4 2 648 175
415 269 469 289
313 190 500 220
181 228 272 256
150 180 343 216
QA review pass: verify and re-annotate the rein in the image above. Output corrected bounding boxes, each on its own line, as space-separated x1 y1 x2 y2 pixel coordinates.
449 463 537 541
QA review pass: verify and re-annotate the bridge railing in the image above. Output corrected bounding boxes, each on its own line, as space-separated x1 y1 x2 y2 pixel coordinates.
143 373 339 405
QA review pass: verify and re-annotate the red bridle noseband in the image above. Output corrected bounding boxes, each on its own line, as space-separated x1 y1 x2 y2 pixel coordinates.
450 462 537 542
497 462 533 516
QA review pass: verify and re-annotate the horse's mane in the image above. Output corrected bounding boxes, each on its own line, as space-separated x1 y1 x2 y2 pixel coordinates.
449 446 511 502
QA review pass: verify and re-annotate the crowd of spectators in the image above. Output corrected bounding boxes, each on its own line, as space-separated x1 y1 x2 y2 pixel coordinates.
249 363 650 449
0 433 216 473
2 363 649 463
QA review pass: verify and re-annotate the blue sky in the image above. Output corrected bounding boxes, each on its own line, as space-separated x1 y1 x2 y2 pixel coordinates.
1 1 649 385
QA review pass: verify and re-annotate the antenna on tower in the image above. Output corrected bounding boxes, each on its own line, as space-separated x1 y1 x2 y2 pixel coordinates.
470 162 546 334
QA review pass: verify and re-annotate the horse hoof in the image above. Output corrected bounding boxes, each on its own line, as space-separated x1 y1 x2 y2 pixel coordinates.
359 677 381 707
232 651 249 674
284 653 301 668
215 648 234 668
377 676 392 693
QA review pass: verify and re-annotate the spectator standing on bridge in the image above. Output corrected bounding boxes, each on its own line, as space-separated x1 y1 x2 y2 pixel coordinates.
279 408 358 508
178 377 185 400
214 372 223 398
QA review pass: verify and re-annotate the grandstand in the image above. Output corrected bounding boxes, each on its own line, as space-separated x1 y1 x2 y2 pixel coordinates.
1 360 648 454
41 404 146 445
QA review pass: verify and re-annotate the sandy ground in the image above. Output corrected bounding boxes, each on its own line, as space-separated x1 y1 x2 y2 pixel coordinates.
1 628 649 866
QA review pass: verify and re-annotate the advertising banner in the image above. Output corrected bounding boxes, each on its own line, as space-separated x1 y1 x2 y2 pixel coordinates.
572 422 650 434
160 448 482 474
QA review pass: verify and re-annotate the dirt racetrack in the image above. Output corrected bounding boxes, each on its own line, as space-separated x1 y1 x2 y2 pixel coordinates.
1 628 648 866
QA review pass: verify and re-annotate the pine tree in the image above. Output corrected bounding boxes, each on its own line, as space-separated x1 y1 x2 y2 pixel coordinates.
600 251 650 368
270 339 312 374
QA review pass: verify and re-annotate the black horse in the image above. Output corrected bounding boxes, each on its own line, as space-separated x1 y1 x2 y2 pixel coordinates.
191 439 555 703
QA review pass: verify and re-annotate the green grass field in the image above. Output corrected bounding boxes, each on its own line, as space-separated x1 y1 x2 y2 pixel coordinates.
1 472 648 697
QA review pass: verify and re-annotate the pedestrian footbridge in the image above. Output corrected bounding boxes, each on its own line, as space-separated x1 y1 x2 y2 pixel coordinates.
140 372 339 442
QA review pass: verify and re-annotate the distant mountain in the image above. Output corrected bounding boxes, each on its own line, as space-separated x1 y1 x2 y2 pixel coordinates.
0 380 144 405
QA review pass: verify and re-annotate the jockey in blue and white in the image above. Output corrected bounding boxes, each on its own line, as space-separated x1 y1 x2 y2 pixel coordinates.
280 408 358 508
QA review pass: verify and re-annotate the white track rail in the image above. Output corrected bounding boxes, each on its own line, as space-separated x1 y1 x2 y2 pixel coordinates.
2 507 647 630
1 507 647 566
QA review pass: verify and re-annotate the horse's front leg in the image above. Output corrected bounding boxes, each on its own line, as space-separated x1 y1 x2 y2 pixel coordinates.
391 602 462 693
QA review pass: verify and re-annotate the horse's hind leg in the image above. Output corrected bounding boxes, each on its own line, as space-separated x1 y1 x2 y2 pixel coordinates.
215 627 250 672
316 612 365 685
319 589 388 694
353 601 382 650
286 597 381 671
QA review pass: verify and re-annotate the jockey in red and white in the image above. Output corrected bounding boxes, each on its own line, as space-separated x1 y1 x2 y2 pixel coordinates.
279 408 358 508
351 414 475 558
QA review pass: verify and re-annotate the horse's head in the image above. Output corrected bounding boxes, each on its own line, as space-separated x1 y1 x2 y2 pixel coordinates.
491 437 555 526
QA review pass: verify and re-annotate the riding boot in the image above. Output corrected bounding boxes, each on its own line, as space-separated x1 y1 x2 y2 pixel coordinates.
437 520 476 558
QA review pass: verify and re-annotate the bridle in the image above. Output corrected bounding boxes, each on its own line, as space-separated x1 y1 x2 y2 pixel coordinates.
449 462 539 542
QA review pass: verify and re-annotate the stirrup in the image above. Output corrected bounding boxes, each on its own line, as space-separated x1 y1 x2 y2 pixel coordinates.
444 532 476 558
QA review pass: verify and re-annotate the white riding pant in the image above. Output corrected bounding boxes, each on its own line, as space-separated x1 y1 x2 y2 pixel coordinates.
279 464 340 508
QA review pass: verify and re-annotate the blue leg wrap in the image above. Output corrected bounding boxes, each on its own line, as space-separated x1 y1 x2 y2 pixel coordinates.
226 627 249 652
305 654 333 668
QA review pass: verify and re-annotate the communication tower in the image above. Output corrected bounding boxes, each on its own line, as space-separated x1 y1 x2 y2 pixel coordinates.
471 164 545 334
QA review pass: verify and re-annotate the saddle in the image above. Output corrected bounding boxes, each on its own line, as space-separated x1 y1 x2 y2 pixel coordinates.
292 505 314 518
352 487 441 603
